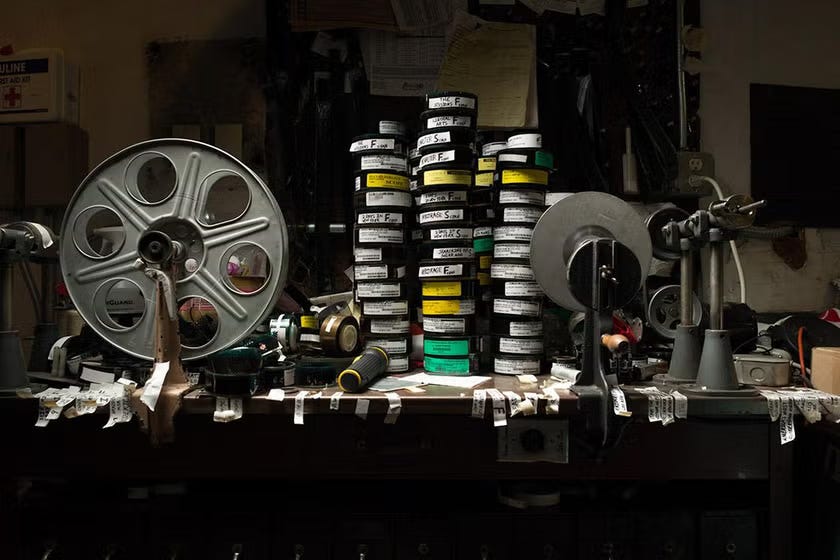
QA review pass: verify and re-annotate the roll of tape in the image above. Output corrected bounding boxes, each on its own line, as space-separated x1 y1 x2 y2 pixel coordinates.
320 314 360 356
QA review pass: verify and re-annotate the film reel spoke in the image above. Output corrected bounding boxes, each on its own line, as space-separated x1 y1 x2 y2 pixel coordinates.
189 268 248 320
203 217 271 249
171 152 202 220
75 250 141 284
97 179 155 231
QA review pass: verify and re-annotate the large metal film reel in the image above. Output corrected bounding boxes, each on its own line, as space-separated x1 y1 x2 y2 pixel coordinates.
530 192 652 312
59 139 289 361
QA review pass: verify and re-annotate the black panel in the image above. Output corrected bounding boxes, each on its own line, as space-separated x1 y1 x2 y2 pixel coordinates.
751 83 840 227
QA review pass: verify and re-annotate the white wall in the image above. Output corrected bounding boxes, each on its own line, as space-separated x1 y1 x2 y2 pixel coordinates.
702 0 840 312
3 0 265 167
1 0 265 352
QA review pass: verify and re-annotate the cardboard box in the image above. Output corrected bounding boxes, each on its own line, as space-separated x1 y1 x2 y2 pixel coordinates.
811 347 840 395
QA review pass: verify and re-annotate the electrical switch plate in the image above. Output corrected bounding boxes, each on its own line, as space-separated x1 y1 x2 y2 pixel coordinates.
676 151 715 196
497 419 569 463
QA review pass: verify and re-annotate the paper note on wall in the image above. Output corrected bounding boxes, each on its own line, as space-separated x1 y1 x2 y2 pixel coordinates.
437 12 537 128
361 31 447 97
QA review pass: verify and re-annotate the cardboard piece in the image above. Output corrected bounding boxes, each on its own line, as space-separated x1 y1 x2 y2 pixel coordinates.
811 347 840 396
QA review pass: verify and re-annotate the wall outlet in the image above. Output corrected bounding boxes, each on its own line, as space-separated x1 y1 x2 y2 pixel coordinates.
497 419 569 463
676 151 715 196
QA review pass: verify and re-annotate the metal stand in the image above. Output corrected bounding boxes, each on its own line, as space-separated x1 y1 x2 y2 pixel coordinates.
0 256 28 394
660 241 702 383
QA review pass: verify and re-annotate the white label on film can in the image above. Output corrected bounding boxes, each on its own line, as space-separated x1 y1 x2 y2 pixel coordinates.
430 227 472 241
369 318 410 334
364 300 409 315
482 142 507 156
499 337 544 354
499 190 545 206
428 95 476 110
355 176 361 191
386 356 409 372
491 263 534 280
357 212 403 225
509 321 544 336
427 115 472 129
417 131 452 149
354 247 382 262
350 138 395 152
432 247 474 259
354 265 388 280
410 179 419 191
498 153 528 163
507 133 542 149
493 226 533 242
494 298 541 317
420 190 468 205
473 226 493 238
495 357 541 375
361 154 407 172
419 208 464 224
419 263 464 278
378 121 405 135
419 149 456 168
424 316 466 334
494 243 530 259
356 282 401 298
366 338 408 354
365 190 412 207
358 228 403 244
503 207 543 223
504 281 543 297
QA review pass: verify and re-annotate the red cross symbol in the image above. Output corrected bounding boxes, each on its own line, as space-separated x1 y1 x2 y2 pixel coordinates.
3 86 22 108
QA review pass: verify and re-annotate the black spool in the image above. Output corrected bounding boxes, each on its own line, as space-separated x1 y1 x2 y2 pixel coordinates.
421 225 474 243
420 278 477 299
495 189 546 207
353 152 408 174
418 204 470 227
417 189 470 206
418 146 475 170
497 205 544 225
354 170 410 192
493 353 542 376
353 245 408 264
493 242 530 260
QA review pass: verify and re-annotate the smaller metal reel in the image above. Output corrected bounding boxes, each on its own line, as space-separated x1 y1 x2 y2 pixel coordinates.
646 285 703 339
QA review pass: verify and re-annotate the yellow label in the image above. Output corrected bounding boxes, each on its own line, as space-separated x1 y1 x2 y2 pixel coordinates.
300 315 318 329
422 281 462 297
479 255 491 269
478 272 490 286
477 157 496 171
423 299 460 315
366 173 409 190
474 172 493 187
423 169 473 186
502 169 548 185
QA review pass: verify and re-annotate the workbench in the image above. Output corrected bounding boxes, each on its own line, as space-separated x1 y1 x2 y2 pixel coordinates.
0 374 794 559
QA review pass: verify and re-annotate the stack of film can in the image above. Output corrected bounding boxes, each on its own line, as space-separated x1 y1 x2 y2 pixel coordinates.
490 130 553 376
416 91 479 376
350 121 412 374
474 141 505 314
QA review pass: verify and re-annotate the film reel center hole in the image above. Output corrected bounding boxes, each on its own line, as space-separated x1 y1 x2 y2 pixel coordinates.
222 243 271 295
178 296 219 348
76 207 126 258
201 173 250 226
94 278 145 331
137 156 176 203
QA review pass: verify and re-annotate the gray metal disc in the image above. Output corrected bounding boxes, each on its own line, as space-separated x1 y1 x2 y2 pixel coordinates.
530 192 652 312
59 139 289 361
646 284 703 338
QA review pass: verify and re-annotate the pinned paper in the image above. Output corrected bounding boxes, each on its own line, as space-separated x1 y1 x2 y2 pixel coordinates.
471 389 487 418
140 361 170 412
294 391 309 425
543 387 560 414
355 399 370 420
779 394 795 444
610 387 631 417
503 391 523 417
760 390 781 422
267 389 285 402
384 392 402 424
486 388 507 427
517 374 539 386
103 396 133 428
330 391 343 411
523 392 540 416
80 367 116 385
672 391 688 419
213 397 244 423
660 393 675 426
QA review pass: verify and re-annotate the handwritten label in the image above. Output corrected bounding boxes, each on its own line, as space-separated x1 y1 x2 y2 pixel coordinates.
472 389 487 418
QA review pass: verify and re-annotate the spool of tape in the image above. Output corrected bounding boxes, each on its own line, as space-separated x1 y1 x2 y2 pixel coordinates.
492 297 542 318
361 299 410 316
421 279 477 298
496 148 554 170
353 263 406 281
423 315 476 335
353 153 408 173
355 280 408 301
492 225 533 243
354 226 405 246
420 108 476 130
491 280 543 299
497 189 546 207
349 133 406 155
418 244 475 261
418 147 475 170
299 312 319 333
364 335 411 355
320 314 360 356
425 91 478 112
354 171 410 191
353 189 413 210
476 156 497 172
424 354 477 375
360 316 411 335
498 206 544 225
490 316 543 338
492 335 544 355
269 313 300 353
421 226 474 243
420 166 474 188
494 354 542 376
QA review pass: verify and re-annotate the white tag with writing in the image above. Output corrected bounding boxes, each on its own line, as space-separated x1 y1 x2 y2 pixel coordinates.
779 394 796 444
760 390 781 421
471 389 486 418
294 391 309 425
355 398 370 419
384 392 402 424
610 387 631 417
503 391 523 417
672 391 688 419
487 388 507 427
544 387 560 414
103 396 132 428
661 392 675 425
330 391 343 410
140 361 170 412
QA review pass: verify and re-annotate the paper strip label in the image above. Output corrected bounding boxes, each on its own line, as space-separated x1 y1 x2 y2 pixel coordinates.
487 388 507 427
355 398 370 419
330 391 343 410
294 391 309 425
472 389 487 418
384 392 402 424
